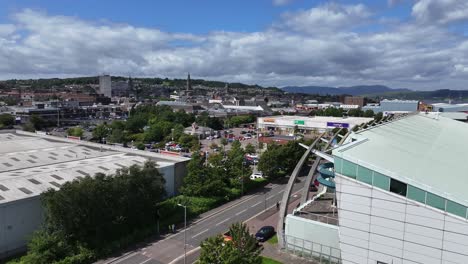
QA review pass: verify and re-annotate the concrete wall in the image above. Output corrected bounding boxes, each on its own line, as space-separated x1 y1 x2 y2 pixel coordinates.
336 175 468 264
0 197 43 259
285 215 341 259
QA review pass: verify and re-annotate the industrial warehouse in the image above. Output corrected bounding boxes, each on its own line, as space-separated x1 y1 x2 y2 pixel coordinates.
0 132 189 259
282 112 468 264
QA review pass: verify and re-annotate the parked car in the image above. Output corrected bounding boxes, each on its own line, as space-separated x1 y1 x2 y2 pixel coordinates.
255 226 275 242
250 172 264 180
244 133 252 139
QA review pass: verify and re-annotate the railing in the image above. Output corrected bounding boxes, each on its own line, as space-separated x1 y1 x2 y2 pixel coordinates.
284 233 342 264
294 211 339 226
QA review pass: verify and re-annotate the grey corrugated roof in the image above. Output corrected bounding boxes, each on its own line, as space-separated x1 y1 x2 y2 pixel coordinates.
333 113 468 206
0 133 174 204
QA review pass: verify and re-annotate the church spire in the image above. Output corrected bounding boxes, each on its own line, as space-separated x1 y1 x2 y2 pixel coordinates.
186 73 192 91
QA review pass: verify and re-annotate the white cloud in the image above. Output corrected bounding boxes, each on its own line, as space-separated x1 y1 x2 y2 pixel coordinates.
281 3 371 34
412 0 468 24
0 4 467 90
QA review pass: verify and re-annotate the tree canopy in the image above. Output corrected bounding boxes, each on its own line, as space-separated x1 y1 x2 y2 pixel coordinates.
199 223 261 264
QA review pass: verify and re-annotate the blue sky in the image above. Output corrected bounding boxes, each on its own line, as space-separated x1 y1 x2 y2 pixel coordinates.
0 0 413 33
0 0 467 90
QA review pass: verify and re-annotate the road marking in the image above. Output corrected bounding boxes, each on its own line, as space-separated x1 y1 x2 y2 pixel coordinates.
235 209 247 216
216 217 231 226
252 201 262 207
138 258 153 264
108 252 139 264
192 228 209 238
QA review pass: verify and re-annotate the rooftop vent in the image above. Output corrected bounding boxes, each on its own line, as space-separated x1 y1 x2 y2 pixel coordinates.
19 187 32 195
28 179 41 185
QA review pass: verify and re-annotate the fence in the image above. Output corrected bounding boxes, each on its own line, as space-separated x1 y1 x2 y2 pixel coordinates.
283 234 342 264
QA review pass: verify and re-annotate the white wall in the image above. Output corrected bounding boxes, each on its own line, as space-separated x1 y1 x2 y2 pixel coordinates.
285 214 341 259
336 175 468 264
0 197 43 259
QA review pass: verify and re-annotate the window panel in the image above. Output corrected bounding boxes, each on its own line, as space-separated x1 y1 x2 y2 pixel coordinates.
357 165 373 185
407 185 426 203
426 192 446 211
390 178 407 196
373 172 390 190
446 200 466 218
341 159 357 179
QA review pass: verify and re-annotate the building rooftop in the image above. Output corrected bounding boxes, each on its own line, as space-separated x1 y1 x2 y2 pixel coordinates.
0 132 187 204
333 112 468 206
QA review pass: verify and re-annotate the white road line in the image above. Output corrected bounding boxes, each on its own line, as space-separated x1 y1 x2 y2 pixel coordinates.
108 252 139 264
215 217 231 226
192 228 209 238
138 258 153 264
252 201 262 207
235 209 247 216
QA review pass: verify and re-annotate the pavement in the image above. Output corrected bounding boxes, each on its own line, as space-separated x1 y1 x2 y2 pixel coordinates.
97 178 307 264
245 191 319 264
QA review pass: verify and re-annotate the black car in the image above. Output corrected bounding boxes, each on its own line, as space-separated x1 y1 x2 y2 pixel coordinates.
255 226 275 242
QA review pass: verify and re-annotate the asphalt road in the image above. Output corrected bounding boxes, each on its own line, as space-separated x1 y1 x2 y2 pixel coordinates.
101 179 306 264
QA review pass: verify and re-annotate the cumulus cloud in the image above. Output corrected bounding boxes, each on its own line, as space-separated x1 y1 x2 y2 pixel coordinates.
281 3 371 34
0 3 468 90
412 0 468 24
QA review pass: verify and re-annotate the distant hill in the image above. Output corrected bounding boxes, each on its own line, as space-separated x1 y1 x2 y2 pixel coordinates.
282 85 411 96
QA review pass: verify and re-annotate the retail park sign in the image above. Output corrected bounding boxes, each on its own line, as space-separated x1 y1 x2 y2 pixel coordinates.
263 118 276 123
326 122 349 128
294 120 305 125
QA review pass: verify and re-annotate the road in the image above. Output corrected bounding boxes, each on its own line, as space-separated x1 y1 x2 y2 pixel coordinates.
100 178 306 264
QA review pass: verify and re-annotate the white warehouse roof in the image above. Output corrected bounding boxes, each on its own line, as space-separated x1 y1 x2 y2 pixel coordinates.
0 132 187 204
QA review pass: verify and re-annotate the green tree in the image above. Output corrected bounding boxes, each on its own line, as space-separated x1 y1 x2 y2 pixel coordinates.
41 161 165 250
363 109 375 118
244 143 256 154
92 124 109 140
0 113 14 129
29 114 46 130
374 112 383 122
108 129 126 144
67 127 84 137
199 223 261 264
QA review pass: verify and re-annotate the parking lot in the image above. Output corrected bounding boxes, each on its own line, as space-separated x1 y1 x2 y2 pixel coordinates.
199 127 261 154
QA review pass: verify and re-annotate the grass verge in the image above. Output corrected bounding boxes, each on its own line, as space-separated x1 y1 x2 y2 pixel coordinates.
266 234 278 245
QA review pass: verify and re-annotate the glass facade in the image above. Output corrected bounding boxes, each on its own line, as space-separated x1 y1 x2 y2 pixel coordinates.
334 156 468 220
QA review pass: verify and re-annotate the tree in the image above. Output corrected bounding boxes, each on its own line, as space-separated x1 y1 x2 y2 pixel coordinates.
374 112 383 122
0 113 14 129
180 152 227 197
108 129 126 144
199 223 261 264
363 109 375 118
258 141 303 179
67 127 84 137
29 114 46 130
41 161 166 250
220 137 228 149
92 124 109 140
244 143 255 154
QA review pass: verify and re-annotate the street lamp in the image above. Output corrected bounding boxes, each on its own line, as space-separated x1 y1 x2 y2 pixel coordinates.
241 161 247 196
177 203 187 264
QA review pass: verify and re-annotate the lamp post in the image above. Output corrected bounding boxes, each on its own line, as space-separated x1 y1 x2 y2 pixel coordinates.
177 204 187 264
241 161 247 196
